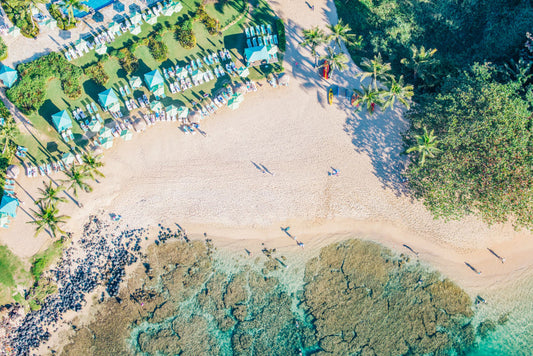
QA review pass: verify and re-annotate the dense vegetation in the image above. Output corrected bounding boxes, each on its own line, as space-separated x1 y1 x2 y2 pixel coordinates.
147 35 169 62
0 0 41 37
196 5 220 35
335 0 533 229
7 52 83 113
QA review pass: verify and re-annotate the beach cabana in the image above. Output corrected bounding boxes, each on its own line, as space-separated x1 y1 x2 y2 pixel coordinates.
175 67 188 79
62 152 76 166
7 26 20 37
130 13 143 26
177 106 189 119
129 76 142 89
130 25 142 35
227 93 244 110
0 65 18 88
120 129 132 141
165 104 178 117
99 137 113 149
150 100 163 112
95 43 108 55
237 67 250 78
98 89 120 111
43 18 57 29
191 70 204 83
51 110 73 132
0 194 18 225
75 39 89 53
170 1 183 13
88 119 101 132
144 69 164 91
99 127 113 139
108 21 122 35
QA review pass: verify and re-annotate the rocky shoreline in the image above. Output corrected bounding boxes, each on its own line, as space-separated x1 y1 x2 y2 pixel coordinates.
0 217 184 356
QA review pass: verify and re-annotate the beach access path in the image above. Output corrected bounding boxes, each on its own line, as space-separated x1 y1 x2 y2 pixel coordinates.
0 0 532 298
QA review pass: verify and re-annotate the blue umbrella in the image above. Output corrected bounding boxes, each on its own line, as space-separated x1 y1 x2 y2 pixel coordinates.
51 110 73 132
0 194 18 218
144 69 164 91
0 64 18 88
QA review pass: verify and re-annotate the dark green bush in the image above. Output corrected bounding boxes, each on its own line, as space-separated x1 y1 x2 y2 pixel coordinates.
117 48 139 74
148 36 168 61
176 20 196 49
7 52 82 112
196 5 220 35
275 18 286 52
84 63 109 86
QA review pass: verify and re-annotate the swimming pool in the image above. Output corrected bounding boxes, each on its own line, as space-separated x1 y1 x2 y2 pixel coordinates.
73 0 116 17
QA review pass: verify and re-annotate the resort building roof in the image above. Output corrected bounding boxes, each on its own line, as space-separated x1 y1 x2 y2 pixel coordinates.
0 64 18 88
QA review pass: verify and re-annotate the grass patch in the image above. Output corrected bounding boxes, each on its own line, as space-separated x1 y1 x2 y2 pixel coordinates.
0 245 32 305
30 239 65 280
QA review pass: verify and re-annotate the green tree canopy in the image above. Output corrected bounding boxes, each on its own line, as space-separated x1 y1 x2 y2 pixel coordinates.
405 64 533 229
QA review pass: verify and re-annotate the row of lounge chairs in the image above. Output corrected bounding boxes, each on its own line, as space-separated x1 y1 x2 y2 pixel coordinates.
61 129 74 142
246 34 278 48
245 24 273 38
25 155 83 177
64 0 178 61
3 179 15 194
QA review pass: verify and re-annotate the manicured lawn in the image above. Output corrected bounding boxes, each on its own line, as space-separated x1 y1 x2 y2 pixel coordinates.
16 0 281 163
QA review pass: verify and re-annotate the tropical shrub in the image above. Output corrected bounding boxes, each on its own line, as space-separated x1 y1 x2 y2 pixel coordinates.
196 5 219 35
48 4 77 30
117 48 139 74
275 18 286 52
176 20 196 49
148 36 168 62
84 63 109 86
0 37 7 61
7 52 82 112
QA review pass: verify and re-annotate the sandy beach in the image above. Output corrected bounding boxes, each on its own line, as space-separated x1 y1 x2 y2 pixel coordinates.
0 0 532 303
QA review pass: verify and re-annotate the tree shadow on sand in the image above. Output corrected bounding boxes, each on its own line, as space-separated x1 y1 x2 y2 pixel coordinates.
283 2 411 197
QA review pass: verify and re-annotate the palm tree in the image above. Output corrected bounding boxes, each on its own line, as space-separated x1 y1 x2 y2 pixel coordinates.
300 26 327 67
353 84 385 114
0 119 17 154
36 181 68 206
28 203 70 238
406 126 441 166
358 53 393 88
25 0 48 29
381 76 414 110
400 45 438 83
327 19 357 49
64 0 89 25
61 165 93 200
81 152 105 181
319 46 349 75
